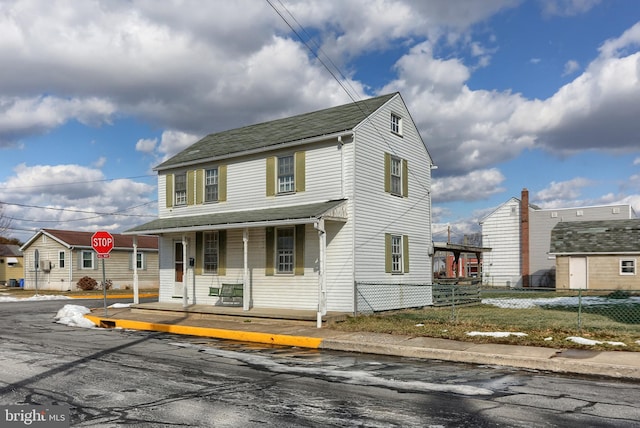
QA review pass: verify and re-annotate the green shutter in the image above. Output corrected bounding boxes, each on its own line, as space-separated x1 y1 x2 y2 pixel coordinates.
265 227 274 275
295 224 305 275
219 165 227 202
165 174 174 208
187 170 195 205
218 230 227 276
384 233 391 273
402 159 408 197
295 151 305 192
384 153 391 193
195 232 203 275
403 235 410 273
195 169 204 205
266 157 276 196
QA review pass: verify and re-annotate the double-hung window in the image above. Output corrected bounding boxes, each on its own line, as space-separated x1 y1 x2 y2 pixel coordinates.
135 253 144 270
278 155 295 194
620 259 636 275
204 232 219 274
205 168 219 202
276 227 295 273
59 251 65 269
81 251 94 269
174 173 187 206
390 156 402 196
391 113 402 135
385 233 409 274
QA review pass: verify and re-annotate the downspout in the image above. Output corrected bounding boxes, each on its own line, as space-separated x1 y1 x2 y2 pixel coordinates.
243 228 250 311
314 218 326 328
182 234 188 308
133 235 139 304
350 132 357 315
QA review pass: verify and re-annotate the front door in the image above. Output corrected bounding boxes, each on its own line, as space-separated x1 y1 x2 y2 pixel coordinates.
174 241 184 296
569 257 587 289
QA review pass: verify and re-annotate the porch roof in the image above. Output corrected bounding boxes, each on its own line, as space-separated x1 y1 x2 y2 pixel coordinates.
123 199 348 235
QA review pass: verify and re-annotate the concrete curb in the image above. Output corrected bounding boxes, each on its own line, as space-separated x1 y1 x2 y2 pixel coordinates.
84 314 323 348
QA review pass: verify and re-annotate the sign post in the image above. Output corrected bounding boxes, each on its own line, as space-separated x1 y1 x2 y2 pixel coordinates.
91 231 114 316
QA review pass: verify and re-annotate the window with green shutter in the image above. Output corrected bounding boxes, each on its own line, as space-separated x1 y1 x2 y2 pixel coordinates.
385 233 409 274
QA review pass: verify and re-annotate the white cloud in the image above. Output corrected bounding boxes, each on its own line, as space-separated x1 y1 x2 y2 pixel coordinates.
432 168 506 203
541 0 601 17
135 138 157 154
533 178 592 203
562 59 580 76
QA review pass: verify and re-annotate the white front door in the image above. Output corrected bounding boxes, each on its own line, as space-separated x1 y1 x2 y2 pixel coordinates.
174 241 184 296
569 257 587 289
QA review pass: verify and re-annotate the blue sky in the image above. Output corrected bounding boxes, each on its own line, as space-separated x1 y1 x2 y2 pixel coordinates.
1 0 639 244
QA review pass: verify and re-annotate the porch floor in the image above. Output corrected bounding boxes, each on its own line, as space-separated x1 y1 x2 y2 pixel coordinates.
131 301 350 325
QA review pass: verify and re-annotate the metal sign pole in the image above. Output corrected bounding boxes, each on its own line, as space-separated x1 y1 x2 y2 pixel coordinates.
102 257 107 317
34 249 39 296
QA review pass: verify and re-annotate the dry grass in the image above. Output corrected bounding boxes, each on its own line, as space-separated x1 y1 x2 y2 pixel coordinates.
331 304 640 352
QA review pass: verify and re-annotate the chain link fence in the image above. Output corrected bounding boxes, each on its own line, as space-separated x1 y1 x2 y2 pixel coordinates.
355 282 640 336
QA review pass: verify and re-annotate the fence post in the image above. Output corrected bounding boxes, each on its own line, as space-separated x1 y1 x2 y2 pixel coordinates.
577 289 582 330
451 286 456 322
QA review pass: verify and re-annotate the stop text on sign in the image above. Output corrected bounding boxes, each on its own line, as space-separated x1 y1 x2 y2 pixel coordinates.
92 237 113 247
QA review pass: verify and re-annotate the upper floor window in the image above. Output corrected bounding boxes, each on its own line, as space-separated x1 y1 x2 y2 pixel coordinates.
205 168 219 202
204 231 219 274
391 113 402 135
384 153 407 197
59 251 65 269
174 173 187 206
278 155 295 194
620 259 636 275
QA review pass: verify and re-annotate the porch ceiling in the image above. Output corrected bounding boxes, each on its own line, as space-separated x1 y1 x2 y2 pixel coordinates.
124 199 348 235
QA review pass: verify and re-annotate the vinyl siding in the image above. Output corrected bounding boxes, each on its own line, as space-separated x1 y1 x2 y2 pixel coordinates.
352 95 432 283
481 198 521 287
556 255 640 290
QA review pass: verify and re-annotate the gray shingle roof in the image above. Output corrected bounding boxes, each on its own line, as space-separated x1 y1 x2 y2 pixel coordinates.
550 219 640 254
124 199 347 234
155 93 398 170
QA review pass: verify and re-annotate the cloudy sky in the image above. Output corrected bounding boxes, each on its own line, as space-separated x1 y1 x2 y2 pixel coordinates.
1 0 639 243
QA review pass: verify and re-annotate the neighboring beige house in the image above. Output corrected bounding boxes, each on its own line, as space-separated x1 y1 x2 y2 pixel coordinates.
126 92 435 315
20 229 159 291
550 219 640 290
0 244 23 287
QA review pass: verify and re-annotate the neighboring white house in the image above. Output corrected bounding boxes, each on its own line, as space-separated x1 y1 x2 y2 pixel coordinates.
481 189 636 287
125 92 435 316
20 229 159 291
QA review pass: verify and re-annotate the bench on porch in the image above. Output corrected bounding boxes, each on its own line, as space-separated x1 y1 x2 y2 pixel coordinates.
209 283 243 306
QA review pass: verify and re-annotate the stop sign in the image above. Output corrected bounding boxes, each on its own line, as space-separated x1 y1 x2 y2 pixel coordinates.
92 230 114 257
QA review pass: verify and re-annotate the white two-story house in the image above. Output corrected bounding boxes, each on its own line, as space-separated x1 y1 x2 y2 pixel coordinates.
125 92 435 317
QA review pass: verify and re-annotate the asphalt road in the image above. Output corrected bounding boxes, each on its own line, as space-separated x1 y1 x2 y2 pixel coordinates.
0 299 639 427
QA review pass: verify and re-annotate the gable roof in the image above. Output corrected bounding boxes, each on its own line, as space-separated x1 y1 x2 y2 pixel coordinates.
0 244 21 257
21 229 158 251
155 93 398 171
550 219 640 254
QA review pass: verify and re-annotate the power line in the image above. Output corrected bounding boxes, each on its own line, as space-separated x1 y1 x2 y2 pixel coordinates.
0 200 158 219
0 174 156 190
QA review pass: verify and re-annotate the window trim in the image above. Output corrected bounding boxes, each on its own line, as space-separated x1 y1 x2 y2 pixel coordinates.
81 250 94 270
391 113 403 136
174 172 187 206
390 156 402 196
204 167 219 203
59 251 65 269
620 258 636 276
385 233 409 274
277 155 295 195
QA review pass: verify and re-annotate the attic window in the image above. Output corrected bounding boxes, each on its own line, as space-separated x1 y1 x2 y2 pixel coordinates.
551 212 558 218
391 113 403 135
613 207 621 214
576 210 584 216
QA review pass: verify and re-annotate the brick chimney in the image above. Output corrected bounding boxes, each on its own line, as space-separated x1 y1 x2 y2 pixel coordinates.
521 188 530 287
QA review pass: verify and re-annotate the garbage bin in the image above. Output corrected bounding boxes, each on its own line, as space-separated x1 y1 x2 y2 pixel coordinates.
19 279 24 288
8 279 17 287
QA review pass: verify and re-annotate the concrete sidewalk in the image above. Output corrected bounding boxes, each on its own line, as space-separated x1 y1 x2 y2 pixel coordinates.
82 303 640 381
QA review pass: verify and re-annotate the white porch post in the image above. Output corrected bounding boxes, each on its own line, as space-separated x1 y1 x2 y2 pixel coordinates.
315 219 327 328
182 234 188 308
133 235 139 304
243 228 250 310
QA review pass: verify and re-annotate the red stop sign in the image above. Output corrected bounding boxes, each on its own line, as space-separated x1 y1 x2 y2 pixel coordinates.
92 231 114 256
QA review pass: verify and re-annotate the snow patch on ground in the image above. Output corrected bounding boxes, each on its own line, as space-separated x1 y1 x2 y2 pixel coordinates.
466 331 528 338
0 294 72 302
482 296 640 309
566 336 627 347
55 304 96 328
